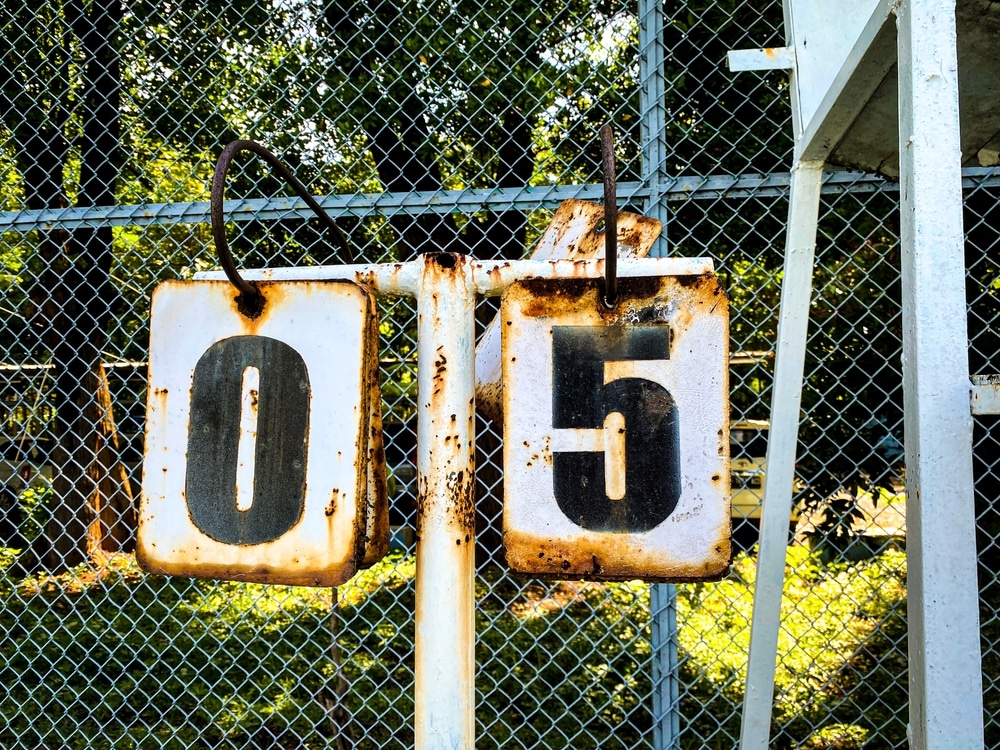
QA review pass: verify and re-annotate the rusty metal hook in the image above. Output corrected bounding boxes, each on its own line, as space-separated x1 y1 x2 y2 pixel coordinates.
600 124 618 309
210 140 354 312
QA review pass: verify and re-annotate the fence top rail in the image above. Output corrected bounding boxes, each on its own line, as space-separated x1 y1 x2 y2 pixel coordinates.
12 167 1000 234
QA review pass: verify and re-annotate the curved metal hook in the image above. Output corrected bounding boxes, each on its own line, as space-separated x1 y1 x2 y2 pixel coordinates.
600 124 618 309
210 140 354 306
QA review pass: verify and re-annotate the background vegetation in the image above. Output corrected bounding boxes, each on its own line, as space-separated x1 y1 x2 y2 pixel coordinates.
1 547 907 749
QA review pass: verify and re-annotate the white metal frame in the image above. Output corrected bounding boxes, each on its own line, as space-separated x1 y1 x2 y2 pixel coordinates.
200 254 712 749
733 2 984 748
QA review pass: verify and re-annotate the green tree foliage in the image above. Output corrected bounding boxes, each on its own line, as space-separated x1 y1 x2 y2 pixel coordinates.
796 197 905 544
679 546 908 748
653 3 909 542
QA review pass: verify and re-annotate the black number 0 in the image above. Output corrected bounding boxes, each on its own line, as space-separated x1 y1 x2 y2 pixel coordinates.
551 326 680 533
185 335 310 545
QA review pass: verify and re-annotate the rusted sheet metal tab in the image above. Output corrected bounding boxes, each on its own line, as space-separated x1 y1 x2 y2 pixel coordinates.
475 199 661 423
137 279 387 586
502 274 730 582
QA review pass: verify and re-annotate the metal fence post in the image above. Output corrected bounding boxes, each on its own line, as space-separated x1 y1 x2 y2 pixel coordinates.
650 583 680 750
640 4 679 747
639 0 669 258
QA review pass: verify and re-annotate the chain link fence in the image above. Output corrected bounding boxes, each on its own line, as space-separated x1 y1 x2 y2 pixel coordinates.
0 0 991 747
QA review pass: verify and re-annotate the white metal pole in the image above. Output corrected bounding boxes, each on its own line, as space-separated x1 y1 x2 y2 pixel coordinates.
739 159 823 750
413 252 478 750
896 2 983 748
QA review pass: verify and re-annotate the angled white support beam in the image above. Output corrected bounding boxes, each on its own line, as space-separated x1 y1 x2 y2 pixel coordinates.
897 2 983 748
792 0 897 162
739 159 824 750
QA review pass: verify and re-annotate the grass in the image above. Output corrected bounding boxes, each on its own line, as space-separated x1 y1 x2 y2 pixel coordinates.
1 545 908 749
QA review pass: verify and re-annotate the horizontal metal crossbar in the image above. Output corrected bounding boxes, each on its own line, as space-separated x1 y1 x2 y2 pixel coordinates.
5 168 997 233
195 255 715 297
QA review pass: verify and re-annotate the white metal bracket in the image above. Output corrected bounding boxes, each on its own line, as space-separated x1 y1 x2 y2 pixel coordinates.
726 47 795 72
971 374 1000 415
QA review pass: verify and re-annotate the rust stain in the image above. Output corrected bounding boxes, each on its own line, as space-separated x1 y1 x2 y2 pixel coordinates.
447 469 476 532
505 275 726 335
487 262 511 286
669 502 703 523
516 278 590 316
146 386 171 422
416 469 475 538
224 280 376 335
504 528 731 583
142 558 359 587
415 474 429 532
227 282 284 332
361 300 390 568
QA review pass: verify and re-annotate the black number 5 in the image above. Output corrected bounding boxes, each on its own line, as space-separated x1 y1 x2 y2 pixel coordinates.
551 326 680 532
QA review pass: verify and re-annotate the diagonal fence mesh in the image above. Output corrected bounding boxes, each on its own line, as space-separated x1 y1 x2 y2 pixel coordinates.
0 0 990 747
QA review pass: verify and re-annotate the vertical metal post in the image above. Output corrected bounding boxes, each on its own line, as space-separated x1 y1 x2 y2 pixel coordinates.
650 583 680 750
739 160 823 750
640 2 677 745
639 0 669 257
896 2 983 748
413 252 477 750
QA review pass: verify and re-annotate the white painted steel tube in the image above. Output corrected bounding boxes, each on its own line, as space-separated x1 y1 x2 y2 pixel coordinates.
199 260 423 295
897 2 983 748
739 160 823 750
198 256 712 294
413 252 477 749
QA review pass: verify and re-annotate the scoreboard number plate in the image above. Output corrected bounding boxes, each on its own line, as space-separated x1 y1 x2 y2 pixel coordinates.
502 275 731 582
137 280 387 586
